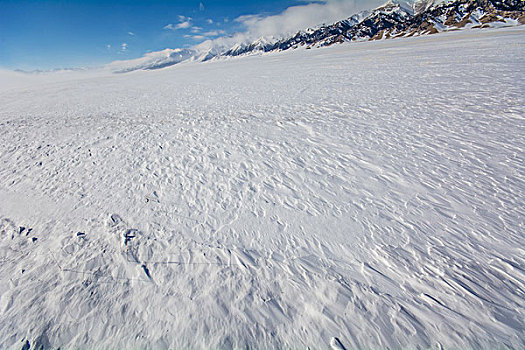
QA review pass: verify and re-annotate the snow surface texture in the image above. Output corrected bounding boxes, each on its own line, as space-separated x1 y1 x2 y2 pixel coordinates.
0 27 524 349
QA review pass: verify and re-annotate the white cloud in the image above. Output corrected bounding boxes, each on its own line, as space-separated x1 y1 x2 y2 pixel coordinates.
184 34 206 40
203 30 225 37
164 15 194 30
177 21 192 29
106 44 111 50
164 21 192 30
236 0 381 39
121 43 128 51
163 15 195 30
191 26 203 33
206 19 213 24
128 32 135 36
194 0 383 52
199 2 205 11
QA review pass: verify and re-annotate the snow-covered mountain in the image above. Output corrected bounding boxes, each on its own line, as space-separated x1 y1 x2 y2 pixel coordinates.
107 48 197 73
109 0 524 72
217 11 371 59
214 0 524 58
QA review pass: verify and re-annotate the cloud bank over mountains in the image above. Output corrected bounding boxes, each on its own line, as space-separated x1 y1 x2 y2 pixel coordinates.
236 0 383 39
124 0 385 68
198 0 383 50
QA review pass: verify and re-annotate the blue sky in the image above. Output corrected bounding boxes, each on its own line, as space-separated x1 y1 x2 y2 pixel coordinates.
0 0 380 70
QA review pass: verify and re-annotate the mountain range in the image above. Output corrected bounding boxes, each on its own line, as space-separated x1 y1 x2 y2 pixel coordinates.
112 0 524 72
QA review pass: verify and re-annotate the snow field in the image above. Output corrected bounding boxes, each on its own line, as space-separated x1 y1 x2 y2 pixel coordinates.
0 27 524 349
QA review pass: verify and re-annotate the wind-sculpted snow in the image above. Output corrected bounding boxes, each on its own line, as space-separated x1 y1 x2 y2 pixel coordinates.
0 27 524 349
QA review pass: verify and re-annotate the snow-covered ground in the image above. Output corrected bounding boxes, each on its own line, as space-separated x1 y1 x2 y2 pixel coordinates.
0 27 524 350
